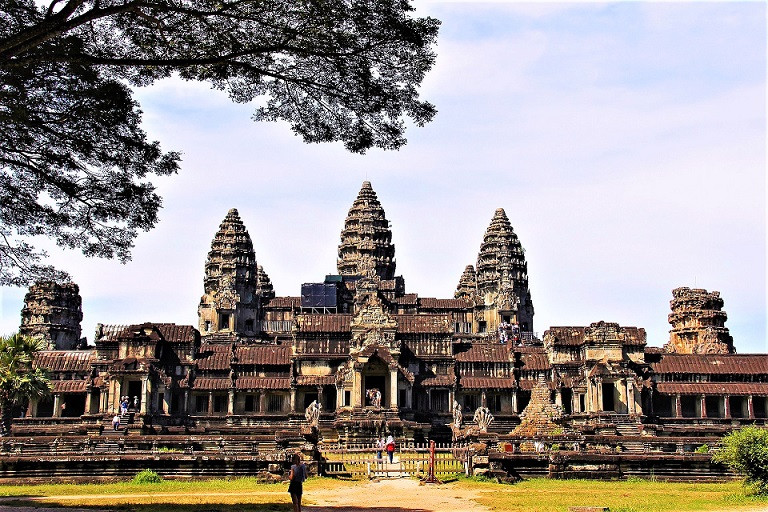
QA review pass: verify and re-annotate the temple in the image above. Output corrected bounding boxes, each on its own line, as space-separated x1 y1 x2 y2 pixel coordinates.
10 182 767 479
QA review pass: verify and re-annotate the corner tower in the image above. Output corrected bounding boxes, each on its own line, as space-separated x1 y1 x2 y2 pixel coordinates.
474 208 534 332
20 281 83 349
664 287 734 354
337 181 396 280
198 209 261 337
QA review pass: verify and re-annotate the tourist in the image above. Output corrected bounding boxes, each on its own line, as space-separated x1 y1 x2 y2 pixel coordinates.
112 414 120 431
386 435 395 463
120 397 128 415
133 396 139 409
376 437 385 460
288 452 307 512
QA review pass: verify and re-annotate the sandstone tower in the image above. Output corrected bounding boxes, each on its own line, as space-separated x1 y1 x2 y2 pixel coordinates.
20 281 83 349
471 208 534 332
198 208 265 337
665 287 734 354
455 265 477 299
337 181 396 280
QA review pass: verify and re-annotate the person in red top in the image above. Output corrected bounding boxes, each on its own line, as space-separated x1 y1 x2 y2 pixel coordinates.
386 435 395 463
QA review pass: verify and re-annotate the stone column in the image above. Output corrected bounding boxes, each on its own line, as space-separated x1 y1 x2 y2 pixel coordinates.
183 390 189 414
555 389 563 408
481 390 487 408
290 388 297 412
101 389 108 414
207 392 214 415
748 395 754 419
336 386 344 409
140 377 149 415
511 390 518 413
427 389 432 410
595 378 603 412
700 395 707 418
352 367 362 407
317 386 324 409
724 395 731 418
390 368 398 409
259 391 266 412
675 394 682 418
228 389 235 415
163 390 171 414
626 381 635 414
53 394 61 418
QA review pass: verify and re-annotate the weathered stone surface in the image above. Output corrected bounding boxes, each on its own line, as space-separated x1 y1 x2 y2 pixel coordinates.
20 281 83 349
664 287 734 354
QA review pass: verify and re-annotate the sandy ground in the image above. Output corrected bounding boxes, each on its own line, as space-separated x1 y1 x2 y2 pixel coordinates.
0 478 765 512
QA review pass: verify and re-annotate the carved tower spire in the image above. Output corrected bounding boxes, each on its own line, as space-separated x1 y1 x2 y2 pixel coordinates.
198 209 260 336
337 181 396 280
455 265 477 299
20 281 83 349
475 208 534 331
665 287 734 354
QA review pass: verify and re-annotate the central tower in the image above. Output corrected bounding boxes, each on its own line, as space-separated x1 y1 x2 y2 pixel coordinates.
337 181 396 280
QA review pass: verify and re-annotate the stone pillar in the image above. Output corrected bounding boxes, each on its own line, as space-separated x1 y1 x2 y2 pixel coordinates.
259 391 266 412
675 394 682 418
228 389 235 415
163 390 171 414
481 390 487 408
595 378 603 412
626 381 635 414
317 386 324 409
140 377 149 415
352 367 362 407
290 388 297 412
618 379 628 414
427 389 432 410
336 386 344 409
555 389 563 408
53 394 61 417
183 390 189 414
700 395 707 418
101 389 108 414
724 395 731 418
748 395 755 419
390 368 398 409
207 392 214 415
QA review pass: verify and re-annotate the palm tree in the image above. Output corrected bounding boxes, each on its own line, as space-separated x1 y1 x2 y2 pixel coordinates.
0 334 51 436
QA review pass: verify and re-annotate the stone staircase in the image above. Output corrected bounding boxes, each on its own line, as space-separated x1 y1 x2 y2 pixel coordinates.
613 415 644 453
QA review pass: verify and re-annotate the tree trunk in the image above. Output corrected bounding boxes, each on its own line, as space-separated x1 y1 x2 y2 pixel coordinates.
0 399 13 437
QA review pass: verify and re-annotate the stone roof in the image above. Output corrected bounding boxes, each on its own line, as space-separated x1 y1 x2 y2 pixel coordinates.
651 354 768 375
418 298 472 310
193 377 230 390
395 314 451 334
295 375 336 386
455 343 511 362
264 296 300 308
296 314 352 332
235 376 291 390
52 379 88 393
392 294 418 305
420 374 456 387
33 350 93 372
460 376 515 389
96 323 197 343
656 382 768 396
235 345 291 365
196 343 232 370
545 324 646 346
518 346 550 370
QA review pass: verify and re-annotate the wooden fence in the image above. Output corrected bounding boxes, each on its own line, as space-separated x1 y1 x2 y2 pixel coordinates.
320 443 467 478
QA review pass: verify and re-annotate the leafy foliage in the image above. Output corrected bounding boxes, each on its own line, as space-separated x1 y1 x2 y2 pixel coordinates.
713 426 768 494
0 0 439 285
0 333 51 436
132 469 163 484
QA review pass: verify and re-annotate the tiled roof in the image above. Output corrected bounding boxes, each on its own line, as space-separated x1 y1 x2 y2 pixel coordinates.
192 377 231 390
264 296 300 308
545 327 585 346
455 343 511 362
519 379 556 391
235 345 291 365
235 376 291 389
518 347 551 370
296 314 352 332
420 374 456 387
651 354 768 375
656 382 768 396
392 294 418 305
296 375 336 386
419 298 472 310
96 323 197 343
196 343 232 370
33 351 93 372
52 380 88 393
460 376 515 389
395 314 451 334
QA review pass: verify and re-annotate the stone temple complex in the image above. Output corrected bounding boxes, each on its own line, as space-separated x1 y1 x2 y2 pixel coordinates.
7 181 767 480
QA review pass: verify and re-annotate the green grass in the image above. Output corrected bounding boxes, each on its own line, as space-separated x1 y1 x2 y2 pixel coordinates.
456 477 768 512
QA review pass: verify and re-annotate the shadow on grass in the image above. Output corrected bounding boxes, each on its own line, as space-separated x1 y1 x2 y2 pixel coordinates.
0 500 438 512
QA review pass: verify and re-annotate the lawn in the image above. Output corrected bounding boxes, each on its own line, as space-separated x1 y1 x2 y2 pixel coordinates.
455 477 768 512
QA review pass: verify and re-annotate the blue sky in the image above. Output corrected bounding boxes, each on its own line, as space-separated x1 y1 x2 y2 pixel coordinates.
1 1 766 353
